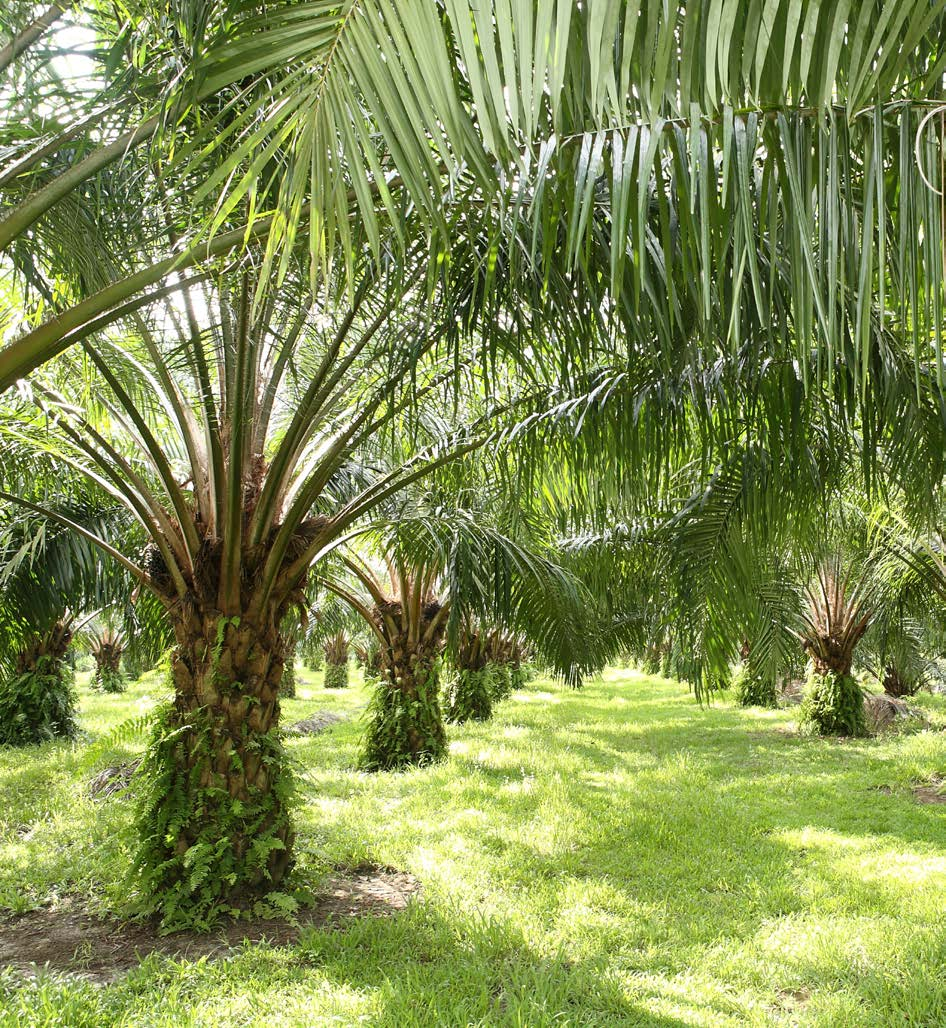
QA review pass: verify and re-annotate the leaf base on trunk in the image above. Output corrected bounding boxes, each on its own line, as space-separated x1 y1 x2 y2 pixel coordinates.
132 702 296 930
131 618 296 930
732 664 777 708
446 667 493 723
799 671 866 737
323 661 348 689
360 662 446 771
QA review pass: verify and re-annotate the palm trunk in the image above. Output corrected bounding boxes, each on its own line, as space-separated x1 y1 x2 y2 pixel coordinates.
323 634 349 688
446 667 493 723
281 656 296 698
0 620 78 745
446 630 493 723
133 607 294 924
361 600 446 770
800 645 866 736
732 646 777 708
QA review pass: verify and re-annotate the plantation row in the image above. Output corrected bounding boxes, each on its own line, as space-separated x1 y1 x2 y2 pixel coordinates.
1 0 946 938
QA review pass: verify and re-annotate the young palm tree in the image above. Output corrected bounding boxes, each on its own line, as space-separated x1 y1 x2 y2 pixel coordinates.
0 615 79 746
796 558 873 736
0 460 135 743
322 633 350 690
301 593 366 689
319 501 600 770
1 244 570 921
85 619 128 694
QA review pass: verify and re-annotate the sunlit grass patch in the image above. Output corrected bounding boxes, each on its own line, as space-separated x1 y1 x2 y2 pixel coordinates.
0 668 943 1025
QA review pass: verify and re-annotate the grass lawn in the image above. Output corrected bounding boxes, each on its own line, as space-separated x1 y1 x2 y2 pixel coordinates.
0 667 944 1026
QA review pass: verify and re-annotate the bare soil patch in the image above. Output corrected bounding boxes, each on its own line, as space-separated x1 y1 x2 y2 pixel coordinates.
913 776 946 804
0 864 419 983
775 986 811 1008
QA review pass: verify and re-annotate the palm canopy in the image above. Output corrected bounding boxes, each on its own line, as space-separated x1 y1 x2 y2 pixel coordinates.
552 359 946 698
0 236 576 618
0 444 138 676
2 0 946 404
171 1 946 389
319 496 603 685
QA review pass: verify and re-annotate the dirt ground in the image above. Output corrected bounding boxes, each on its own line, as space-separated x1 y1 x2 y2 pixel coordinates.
0 864 420 984
913 776 946 804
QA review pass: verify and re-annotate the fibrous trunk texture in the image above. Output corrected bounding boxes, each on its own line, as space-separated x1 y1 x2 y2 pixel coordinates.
323 634 349 688
446 667 493 723
800 668 866 736
324 661 348 689
0 621 77 746
361 600 446 771
281 656 296 698
133 608 295 926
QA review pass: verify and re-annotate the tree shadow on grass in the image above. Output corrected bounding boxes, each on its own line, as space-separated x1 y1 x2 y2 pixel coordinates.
462 686 946 854
284 901 706 1026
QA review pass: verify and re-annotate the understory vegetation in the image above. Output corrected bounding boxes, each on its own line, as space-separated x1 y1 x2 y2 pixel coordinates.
0 667 943 1026
3 2 946 1021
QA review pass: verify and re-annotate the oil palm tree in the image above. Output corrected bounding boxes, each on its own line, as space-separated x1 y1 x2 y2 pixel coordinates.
444 620 496 724
0 240 579 922
318 499 601 770
0 470 136 744
84 617 128 693
301 593 363 689
795 556 874 735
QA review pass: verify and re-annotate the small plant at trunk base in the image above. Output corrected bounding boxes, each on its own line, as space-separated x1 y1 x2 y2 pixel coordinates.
0 620 78 746
324 662 348 689
131 699 297 932
799 672 866 737
446 667 493 723
732 664 777 708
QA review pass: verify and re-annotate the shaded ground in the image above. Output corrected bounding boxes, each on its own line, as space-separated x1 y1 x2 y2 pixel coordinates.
0 865 419 984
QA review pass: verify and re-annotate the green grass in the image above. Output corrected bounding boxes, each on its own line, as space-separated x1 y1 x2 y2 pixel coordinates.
1 667 945 1026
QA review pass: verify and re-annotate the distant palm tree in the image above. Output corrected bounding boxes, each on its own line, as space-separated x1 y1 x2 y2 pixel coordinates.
85 618 128 694
319 501 599 770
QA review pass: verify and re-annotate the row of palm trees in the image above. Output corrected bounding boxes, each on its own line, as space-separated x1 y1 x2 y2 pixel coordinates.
1 0 946 926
